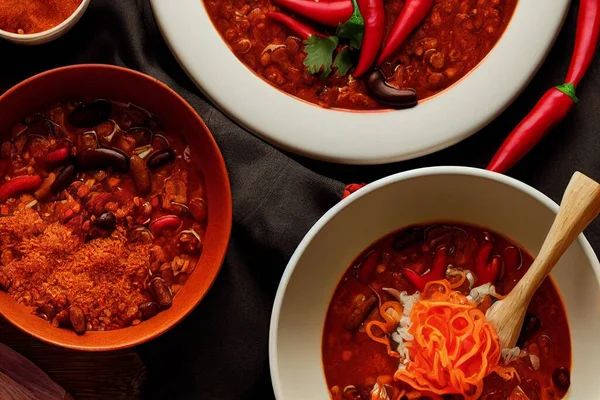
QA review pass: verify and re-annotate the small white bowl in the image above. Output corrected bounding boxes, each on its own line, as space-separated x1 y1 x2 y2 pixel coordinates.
0 0 90 45
270 166 600 399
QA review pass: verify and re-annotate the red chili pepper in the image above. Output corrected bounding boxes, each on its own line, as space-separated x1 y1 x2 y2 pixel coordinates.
45 146 70 164
357 250 379 283
566 0 600 86
266 12 324 40
353 0 385 77
377 0 434 65
487 85 577 173
342 182 366 199
0 175 42 201
487 0 600 173
402 246 447 291
271 0 353 27
475 242 501 285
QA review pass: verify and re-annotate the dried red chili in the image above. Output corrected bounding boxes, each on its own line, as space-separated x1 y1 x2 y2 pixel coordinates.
266 12 324 40
0 0 83 34
487 0 600 173
377 0 434 65
271 0 353 27
353 0 385 77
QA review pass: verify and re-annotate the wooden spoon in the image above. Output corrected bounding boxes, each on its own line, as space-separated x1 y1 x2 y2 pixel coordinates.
486 171 600 349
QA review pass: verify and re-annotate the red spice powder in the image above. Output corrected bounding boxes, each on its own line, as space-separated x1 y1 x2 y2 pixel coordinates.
0 0 82 34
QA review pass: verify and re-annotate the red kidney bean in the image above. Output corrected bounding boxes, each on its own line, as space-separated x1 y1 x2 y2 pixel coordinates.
147 149 175 169
149 215 182 236
77 148 130 173
45 146 70 164
0 175 42 201
150 278 173 308
188 198 207 223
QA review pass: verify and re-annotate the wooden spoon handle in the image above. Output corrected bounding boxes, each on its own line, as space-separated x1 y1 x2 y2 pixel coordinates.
512 172 600 303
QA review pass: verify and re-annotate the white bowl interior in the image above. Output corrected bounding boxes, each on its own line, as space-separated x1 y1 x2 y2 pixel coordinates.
270 167 600 399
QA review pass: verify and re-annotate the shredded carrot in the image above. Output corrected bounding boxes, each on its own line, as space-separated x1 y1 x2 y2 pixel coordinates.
393 280 518 400
366 300 403 358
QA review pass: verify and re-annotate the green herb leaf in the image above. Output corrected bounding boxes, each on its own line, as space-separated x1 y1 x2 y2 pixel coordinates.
303 35 339 79
336 0 364 50
333 47 354 76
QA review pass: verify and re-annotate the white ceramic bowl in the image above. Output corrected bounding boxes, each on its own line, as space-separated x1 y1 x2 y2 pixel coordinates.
0 0 90 45
270 166 600 399
151 0 570 164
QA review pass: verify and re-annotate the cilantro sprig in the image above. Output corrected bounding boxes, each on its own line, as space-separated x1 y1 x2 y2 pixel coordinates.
301 0 365 79
336 0 364 50
303 36 339 78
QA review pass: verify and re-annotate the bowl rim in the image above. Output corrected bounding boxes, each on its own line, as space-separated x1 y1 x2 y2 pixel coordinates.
151 0 571 164
0 0 90 41
268 166 600 398
0 64 233 351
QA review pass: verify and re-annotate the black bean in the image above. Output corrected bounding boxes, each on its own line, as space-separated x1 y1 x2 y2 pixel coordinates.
517 314 541 346
150 278 173 308
77 148 130 173
552 367 570 391
69 100 112 128
96 212 116 230
139 302 161 320
366 70 418 109
147 149 175 170
393 227 423 250
50 165 76 194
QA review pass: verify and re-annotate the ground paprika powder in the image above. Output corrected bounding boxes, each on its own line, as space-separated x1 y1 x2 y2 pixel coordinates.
0 0 82 34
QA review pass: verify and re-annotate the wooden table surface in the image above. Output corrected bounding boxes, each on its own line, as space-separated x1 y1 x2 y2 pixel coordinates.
0 317 145 400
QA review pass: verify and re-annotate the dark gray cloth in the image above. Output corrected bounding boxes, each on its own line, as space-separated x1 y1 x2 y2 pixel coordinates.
0 0 597 399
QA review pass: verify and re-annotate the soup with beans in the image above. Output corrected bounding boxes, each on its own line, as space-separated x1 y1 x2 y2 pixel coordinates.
323 223 571 399
203 0 518 110
0 100 207 334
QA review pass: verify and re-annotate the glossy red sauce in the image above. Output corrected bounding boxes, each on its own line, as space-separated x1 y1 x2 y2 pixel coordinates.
203 0 518 110
323 223 571 399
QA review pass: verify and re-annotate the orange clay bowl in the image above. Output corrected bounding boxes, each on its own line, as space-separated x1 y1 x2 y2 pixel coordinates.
0 65 232 351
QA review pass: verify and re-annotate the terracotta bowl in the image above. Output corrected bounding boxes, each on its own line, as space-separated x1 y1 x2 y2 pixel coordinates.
0 65 232 351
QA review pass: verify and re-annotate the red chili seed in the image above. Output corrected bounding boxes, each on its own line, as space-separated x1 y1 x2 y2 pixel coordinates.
0 175 42 201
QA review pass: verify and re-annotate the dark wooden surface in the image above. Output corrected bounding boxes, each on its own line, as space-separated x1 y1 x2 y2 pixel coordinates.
0 317 145 400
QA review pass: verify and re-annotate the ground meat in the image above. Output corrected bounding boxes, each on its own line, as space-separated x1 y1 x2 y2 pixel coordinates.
1 208 156 331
